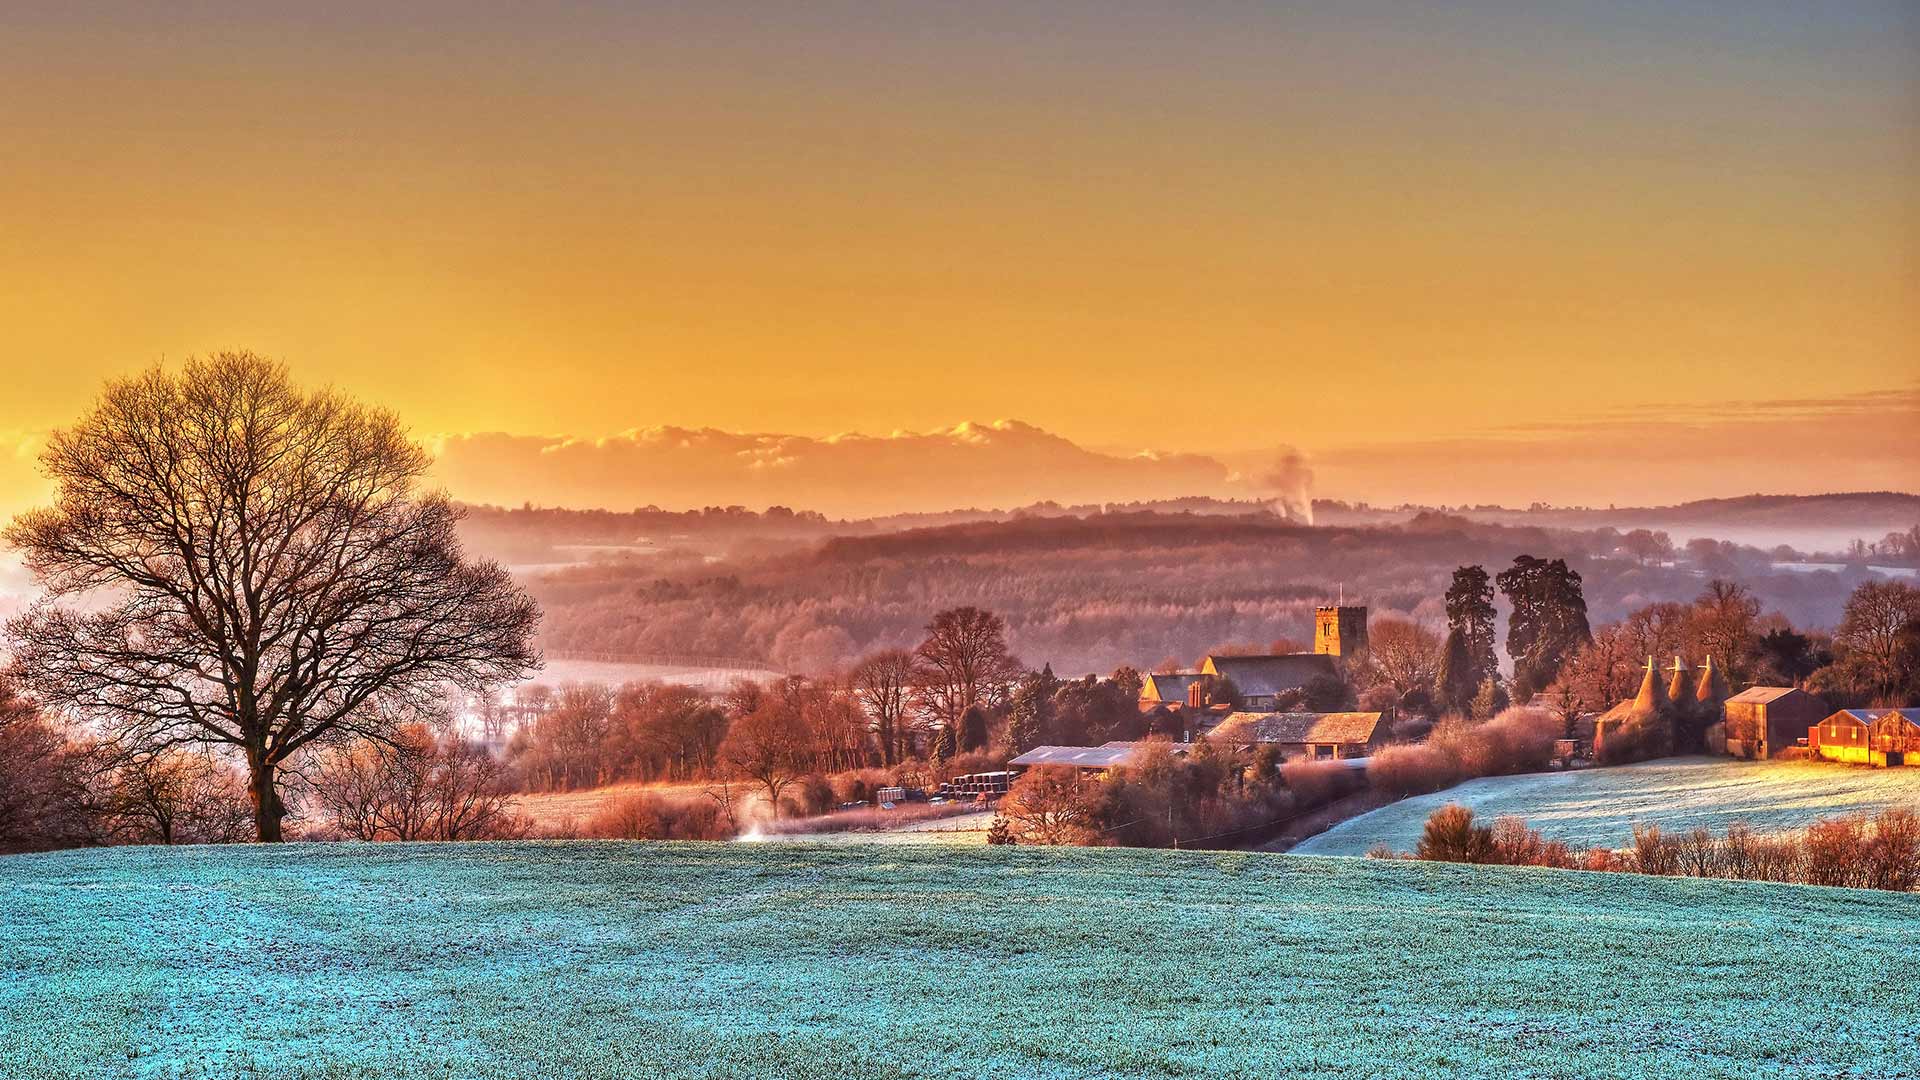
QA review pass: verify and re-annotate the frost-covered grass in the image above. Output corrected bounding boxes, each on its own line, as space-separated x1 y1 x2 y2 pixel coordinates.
4 841 1918 1079
1298 755 1920 856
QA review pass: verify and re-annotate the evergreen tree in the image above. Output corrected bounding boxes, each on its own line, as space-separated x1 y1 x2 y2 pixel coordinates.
1436 627 1478 713
1496 555 1592 696
1007 666 1060 752
959 705 991 752
1469 674 1509 721
930 724 957 765
1445 565 1499 689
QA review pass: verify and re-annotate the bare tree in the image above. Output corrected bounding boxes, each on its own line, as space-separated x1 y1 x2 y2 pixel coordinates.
108 751 253 845
4 354 539 841
913 607 1019 734
1365 617 1442 699
718 699 809 818
0 676 101 852
851 649 915 764
997 766 1094 845
306 723 526 841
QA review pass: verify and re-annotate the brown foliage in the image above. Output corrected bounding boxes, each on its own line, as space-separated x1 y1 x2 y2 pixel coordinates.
1280 759 1363 810
1367 743 1461 796
998 766 1095 846
307 724 529 841
1416 804 1494 863
1414 805 1920 893
584 793 730 840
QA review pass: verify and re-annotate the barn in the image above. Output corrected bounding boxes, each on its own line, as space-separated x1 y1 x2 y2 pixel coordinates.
1722 686 1827 760
1810 708 1920 767
1008 742 1192 779
1204 711 1385 760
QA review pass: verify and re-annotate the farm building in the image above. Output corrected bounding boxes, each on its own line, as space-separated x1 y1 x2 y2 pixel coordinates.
1723 686 1826 760
1204 711 1385 760
1810 709 1920 767
1008 742 1192 779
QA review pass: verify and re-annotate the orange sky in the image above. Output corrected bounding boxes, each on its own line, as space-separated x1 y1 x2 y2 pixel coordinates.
1 3 1915 516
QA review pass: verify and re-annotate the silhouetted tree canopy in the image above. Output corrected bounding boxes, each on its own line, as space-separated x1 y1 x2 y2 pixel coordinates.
4 353 539 841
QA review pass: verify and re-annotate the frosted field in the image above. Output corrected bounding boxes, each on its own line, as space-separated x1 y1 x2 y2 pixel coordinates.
1298 756 1920 856
4 843 1918 1079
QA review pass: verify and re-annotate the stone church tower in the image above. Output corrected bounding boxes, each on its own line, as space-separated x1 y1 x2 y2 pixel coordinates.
1314 605 1369 657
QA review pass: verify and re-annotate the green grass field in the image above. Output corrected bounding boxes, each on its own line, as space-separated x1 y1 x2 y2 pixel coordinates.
4 842 1918 1079
1297 755 1920 857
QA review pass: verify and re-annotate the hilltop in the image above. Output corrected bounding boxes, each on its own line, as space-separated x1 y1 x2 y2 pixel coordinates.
1296 757 1920 857
3 842 1917 1079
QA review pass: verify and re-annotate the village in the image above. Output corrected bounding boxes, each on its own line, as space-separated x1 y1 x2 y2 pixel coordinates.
1003 602 1917 786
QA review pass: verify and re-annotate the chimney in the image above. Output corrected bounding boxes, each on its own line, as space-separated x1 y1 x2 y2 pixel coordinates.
1187 679 1209 710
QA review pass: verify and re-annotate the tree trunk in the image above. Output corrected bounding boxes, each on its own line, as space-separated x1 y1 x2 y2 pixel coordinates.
247 755 286 842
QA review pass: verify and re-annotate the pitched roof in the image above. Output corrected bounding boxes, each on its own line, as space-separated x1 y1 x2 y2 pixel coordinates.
1838 708 1920 726
1199 653 1338 697
1627 657 1669 720
1008 745 1141 768
1140 672 1205 703
1725 686 1801 705
1207 711 1383 746
1666 655 1694 702
1100 740 1193 754
1696 655 1730 704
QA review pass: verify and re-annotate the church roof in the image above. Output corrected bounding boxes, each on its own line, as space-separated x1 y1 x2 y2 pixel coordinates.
1199 654 1338 698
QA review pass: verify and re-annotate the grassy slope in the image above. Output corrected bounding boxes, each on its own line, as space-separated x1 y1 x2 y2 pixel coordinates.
1296 756 1920 857
4 843 1918 1080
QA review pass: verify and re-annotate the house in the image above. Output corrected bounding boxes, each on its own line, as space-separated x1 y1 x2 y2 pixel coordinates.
1140 672 1207 707
1723 686 1826 760
1810 708 1920 767
1204 711 1385 760
1198 653 1338 712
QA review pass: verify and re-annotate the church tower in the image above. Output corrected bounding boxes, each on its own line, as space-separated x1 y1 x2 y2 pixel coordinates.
1314 605 1369 657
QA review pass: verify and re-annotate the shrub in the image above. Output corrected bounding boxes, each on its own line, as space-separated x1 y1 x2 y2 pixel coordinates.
585 794 732 840
589 794 667 840
1367 743 1459 796
1630 824 1680 875
1416 807 1920 893
999 766 1095 846
1280 759 1362 810
1802 816 1869 889
1489 816 1575 868
832 768 896 806
782 774 836 818
1598 715 1672 765
1864 808 1920 892
1416 804 1494 863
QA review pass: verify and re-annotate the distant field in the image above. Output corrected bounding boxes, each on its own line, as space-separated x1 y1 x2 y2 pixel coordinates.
4 842 1918 1078
1296 756 1920 856
754 807 994 845
518 656 782 692
509 781 769 831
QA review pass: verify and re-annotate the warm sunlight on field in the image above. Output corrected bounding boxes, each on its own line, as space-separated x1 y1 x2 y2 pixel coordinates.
1298 757 1920 856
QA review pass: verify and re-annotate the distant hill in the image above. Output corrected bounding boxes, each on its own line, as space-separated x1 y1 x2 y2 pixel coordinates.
1320 492 1920 554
